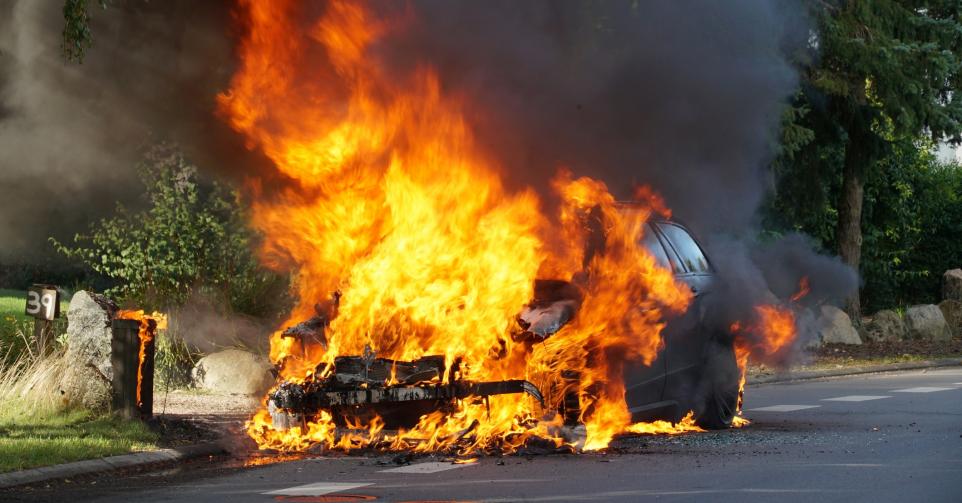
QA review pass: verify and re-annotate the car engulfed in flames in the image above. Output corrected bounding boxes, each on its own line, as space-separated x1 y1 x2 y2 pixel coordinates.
217 0 803 454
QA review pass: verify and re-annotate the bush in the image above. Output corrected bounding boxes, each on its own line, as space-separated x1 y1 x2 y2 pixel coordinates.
52 145 290 317
862 155 962 310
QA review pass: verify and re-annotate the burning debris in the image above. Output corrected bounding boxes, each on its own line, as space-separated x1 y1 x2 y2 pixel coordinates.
267 349 543 431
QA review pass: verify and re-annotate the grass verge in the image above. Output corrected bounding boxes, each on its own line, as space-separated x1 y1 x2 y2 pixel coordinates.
0 409 158 473
0 348 159 473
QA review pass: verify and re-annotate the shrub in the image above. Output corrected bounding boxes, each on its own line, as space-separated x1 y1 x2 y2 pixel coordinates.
52 145 290 317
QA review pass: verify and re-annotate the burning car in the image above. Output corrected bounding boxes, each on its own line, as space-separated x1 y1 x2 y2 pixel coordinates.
221 1 799 454
266 212 738 438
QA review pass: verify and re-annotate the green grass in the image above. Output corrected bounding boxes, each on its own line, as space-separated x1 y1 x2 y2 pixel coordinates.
0 289 70 363
0 346 160 473
0 408 158 473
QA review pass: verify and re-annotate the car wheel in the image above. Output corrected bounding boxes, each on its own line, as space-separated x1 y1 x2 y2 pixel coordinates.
694 338 739 430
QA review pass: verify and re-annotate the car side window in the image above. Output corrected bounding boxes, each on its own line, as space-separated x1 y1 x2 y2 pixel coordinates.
657 223 710 273
640 224 672 270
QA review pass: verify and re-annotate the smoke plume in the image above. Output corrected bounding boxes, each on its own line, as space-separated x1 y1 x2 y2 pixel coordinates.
364 0 857 347
0 0 256 261
0 1 856 351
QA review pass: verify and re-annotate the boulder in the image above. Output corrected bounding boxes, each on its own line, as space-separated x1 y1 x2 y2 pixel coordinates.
64 291 118 410
904 304 952 341
944 269 962 301
192 349 274 395
938 299 962 338
816 305 862 345
863 310 906 343
60 365 112 412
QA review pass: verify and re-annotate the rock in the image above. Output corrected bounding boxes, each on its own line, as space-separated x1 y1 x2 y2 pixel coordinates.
904 304 952 341
64 291 118 410
938 299 962 338
60 365 112 412
863 310 906 343
944 269 962 301
192 349 274 395
816 305 862 345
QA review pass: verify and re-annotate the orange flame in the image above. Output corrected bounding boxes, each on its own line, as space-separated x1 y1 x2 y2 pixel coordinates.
115 310 167 407
627 411 704 435
790 276 810 302
221 0 695 453
729 277 809 426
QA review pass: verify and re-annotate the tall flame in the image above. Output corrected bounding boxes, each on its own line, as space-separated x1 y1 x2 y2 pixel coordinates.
220 0 695 453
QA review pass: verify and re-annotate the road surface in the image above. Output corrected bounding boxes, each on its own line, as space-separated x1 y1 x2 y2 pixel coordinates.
6 367 962 502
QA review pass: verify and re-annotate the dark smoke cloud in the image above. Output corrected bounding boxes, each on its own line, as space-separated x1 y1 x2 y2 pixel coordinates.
0 0 262 261
0 0 856 353
370 1 798 232
363 0 857 348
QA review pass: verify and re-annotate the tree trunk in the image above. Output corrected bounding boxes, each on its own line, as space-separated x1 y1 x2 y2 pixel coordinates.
837 122 869 324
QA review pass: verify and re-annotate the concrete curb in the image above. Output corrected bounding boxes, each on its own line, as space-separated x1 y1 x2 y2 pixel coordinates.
0 442 225 489
747 357 962 385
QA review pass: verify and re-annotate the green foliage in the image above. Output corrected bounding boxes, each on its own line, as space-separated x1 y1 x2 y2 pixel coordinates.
62 0 107 63
767 1 962 313
52 146 289 316
810 1 962 140
768 132 962 312
863 154 962 310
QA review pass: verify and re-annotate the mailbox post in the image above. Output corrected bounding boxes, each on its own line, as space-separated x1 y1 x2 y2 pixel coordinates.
24 284 59 353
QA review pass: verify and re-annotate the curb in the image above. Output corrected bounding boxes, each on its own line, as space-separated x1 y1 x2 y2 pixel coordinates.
0 442 225 489
747 357 962 385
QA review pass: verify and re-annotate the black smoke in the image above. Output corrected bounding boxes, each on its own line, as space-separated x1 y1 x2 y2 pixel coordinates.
0 0 266 262
363 0 857 349
0 1 856 352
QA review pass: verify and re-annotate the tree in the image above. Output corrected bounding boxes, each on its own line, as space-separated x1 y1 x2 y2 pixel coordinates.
802 1 962 320
52 146 288 316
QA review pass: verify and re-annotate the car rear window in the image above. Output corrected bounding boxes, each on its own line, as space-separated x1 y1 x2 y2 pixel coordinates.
640 224 672 270
656 223 710 273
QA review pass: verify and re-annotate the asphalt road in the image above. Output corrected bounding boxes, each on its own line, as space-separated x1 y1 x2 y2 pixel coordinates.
6 368 962 502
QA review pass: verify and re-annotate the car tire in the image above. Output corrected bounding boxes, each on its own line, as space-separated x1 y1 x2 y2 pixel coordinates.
694 338 739 430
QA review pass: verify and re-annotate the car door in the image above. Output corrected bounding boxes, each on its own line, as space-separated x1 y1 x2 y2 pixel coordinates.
654 222 715 416
622 223 677 421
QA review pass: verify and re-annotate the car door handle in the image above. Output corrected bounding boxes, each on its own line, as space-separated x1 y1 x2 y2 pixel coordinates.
690 285 700 296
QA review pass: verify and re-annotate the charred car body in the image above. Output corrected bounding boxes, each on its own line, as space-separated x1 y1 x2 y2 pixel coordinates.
268 211 739 432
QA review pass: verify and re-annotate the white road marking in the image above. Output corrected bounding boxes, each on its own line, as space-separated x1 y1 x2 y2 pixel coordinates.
379 461 475 474
891 387 956 393
263 482 372 496
821 395 891 402
747 405 820 412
